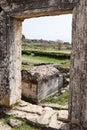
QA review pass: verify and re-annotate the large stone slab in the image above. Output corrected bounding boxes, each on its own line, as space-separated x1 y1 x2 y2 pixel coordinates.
6 100 68 130
49 113 69 130
37 107 57 126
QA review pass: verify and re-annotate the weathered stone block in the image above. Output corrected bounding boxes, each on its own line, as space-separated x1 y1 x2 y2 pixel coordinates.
0 11 22 106
22 65 63 103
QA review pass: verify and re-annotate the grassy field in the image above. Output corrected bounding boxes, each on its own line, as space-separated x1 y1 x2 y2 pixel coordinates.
22 39 71 52
0 115 38 130
22 40 71 69
22 54 70 69
41 90 69 105
22 51 70 70
22 46 71 54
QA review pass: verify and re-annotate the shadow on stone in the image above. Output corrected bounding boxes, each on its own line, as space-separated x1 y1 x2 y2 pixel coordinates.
0 7 2 13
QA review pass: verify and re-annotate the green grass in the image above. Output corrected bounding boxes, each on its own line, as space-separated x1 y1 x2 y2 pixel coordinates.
12 122 38 130
22 50 70 60
0 115 38 130
22 47 71 54
22 54 70 70
22 54 70 63
22 43 71 70
41 90 69 105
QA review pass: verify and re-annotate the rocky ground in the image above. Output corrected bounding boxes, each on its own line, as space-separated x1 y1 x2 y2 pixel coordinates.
0 100 69 130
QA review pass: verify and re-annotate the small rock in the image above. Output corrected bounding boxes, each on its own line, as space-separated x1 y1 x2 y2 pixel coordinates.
61 90 66 93
57 110 68 119
19 100 28 107
9 119 22 127
0 122 11 130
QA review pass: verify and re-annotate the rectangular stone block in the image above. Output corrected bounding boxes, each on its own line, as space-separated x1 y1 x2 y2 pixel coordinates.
22 65 63 103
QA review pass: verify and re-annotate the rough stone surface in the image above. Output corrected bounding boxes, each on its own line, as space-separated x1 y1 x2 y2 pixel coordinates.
0 122 11 130
6 100 68 130
22 65 63 103
58 110 68 119
9 119 22 127
0 0 77 19
38 107 56 126
49 113 69 130
40 103 68 110
69 0 87 130
0 11 22 106
22 65 59 81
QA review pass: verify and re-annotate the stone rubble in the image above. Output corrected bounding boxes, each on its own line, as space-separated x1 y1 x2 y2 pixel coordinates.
5 100 69 130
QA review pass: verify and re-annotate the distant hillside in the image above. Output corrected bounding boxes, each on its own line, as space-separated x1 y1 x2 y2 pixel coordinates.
22 35 72 50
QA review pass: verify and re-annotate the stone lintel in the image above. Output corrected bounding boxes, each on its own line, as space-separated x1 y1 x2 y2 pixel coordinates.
0 0 78 19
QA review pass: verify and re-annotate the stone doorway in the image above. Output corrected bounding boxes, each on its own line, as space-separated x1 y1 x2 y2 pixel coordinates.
21 15 71 105
0 1 87 129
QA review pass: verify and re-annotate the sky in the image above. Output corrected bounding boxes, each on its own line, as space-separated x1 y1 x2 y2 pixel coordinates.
22 14 72 43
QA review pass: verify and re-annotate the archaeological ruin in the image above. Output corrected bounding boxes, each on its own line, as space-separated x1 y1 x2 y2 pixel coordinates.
22 65 63 103
0 0 87 130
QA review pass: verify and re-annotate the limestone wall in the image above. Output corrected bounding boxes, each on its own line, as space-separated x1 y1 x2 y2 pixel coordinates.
0 11 22 106
69 0 87 129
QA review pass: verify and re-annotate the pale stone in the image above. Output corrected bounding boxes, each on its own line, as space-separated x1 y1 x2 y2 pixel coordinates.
49 113 69 130
22 65 63 103
16 101 43 115
40 103 68 110
0 122 11 130
9 119 22 127
6 101 69 129
38 107 56 126
58 110 68 119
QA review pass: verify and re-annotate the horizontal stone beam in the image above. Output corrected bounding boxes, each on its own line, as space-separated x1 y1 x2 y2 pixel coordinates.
0 0 79 19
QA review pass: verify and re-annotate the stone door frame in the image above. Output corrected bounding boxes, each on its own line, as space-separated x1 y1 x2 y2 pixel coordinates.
0 1 87 129
0 0 76 107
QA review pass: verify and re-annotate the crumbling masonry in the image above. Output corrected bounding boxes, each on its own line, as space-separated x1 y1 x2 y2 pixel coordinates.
0 0 87 130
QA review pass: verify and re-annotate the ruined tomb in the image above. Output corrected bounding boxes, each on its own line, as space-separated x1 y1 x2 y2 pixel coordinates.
22 65 63 103
0 0 87 129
